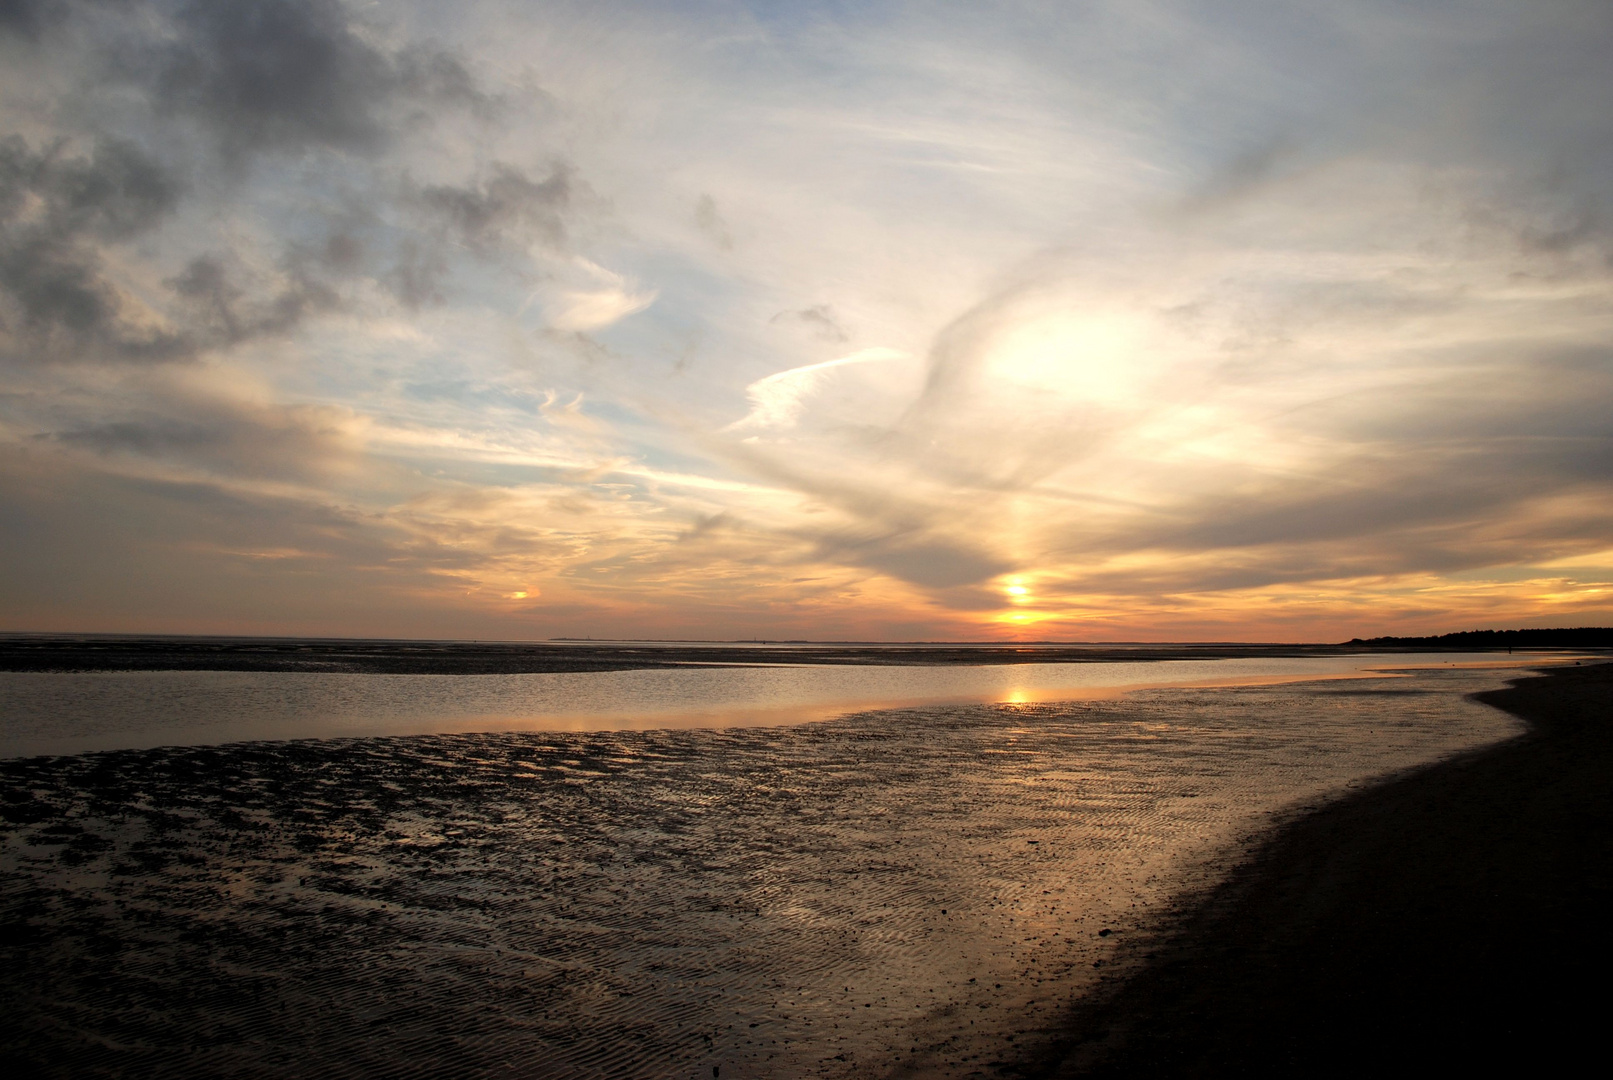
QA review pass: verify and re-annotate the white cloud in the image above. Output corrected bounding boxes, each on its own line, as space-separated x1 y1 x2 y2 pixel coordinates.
547 285 657 333
726 347 909 432
540 259 658 332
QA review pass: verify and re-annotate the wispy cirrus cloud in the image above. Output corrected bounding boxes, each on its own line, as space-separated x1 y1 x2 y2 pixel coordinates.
726 347 907 433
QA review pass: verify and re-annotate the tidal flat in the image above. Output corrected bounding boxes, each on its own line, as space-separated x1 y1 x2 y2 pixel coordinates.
0 668 1528 1078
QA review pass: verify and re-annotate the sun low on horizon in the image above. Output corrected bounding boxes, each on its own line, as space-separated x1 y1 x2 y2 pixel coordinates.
3 0 1612 643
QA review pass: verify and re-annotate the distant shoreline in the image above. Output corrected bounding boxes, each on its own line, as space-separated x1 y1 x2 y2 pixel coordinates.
2 633 1604 676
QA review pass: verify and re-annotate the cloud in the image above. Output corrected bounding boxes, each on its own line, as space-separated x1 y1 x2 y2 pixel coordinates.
147 0 486 159
0 135 187 365
810 528 1007 591
0 443 496 635
770 303 848 343
543 259 656 332
1177 136 1301 215
0 2 590 364
417 163 572 252
547 290 653 333
0 0 66 41
727 347 908 432
166 252 344 344
694 193 732 250
47 395 364 483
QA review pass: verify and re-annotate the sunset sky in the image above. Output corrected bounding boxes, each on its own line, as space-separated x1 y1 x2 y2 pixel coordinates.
2 0 1611 641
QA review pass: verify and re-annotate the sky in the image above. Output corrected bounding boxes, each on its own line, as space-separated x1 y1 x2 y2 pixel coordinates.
2 0 1611 642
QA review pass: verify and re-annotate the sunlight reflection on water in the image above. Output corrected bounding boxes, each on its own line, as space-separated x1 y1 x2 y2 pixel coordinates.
0 651 1551 756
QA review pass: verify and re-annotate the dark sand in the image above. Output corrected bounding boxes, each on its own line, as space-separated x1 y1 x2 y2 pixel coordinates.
1 635 1388 676
1036 661 1613 1076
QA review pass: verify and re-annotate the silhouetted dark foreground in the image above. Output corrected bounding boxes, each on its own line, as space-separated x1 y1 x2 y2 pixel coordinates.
1035 661 1613 1077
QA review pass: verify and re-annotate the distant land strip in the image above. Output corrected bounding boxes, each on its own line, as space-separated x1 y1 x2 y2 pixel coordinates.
0 630 1606 675
1348 627 1613 648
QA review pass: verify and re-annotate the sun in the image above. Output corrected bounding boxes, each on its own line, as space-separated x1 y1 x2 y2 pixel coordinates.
1002 578 1033 605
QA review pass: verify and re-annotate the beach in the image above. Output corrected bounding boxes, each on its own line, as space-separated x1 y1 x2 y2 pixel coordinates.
0 660 1564 1077
1037 660 1612 1076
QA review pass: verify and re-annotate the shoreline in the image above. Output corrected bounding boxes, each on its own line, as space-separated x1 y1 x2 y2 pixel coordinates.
1026 660 1612 1076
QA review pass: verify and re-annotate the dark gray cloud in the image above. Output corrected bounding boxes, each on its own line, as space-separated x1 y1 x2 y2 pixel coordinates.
48 395 357 482
0 135 187 363
166 252 340 345
375 162 575 306
0 0 67 41
384 239 449 309
5 1 488 159
0 130 355 366
147 0 486 159
417 164 572 252
0 1 549 360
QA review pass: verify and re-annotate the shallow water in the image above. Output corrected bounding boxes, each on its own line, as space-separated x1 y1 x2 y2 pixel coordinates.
0 651 1519 756
0 664 1531 1078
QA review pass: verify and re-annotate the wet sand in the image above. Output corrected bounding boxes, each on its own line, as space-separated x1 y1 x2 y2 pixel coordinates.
0 668 1529 1078
1037 661 1613 1076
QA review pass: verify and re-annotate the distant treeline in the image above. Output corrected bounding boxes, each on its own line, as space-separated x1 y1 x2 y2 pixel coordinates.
1348 628 1613 648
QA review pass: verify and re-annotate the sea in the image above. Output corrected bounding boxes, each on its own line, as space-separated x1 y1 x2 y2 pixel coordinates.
0 649 1535 757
